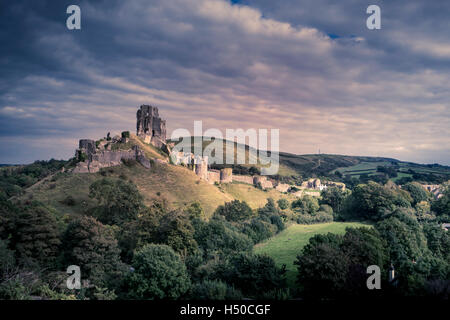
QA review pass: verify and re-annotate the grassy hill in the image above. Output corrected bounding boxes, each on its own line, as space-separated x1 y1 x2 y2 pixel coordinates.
20 162 237 218
219 183 297 209
254 222 371 287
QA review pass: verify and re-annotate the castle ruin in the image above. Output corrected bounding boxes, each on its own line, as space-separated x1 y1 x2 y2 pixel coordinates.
73 136 151 173
136 105 167 148
72 104 345 196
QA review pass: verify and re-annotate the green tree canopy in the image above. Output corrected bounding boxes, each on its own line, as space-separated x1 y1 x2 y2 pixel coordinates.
89 178 144 225
432 183 450 218
343 181 411 221
291 195 319 215
13 202 61 267
62 216 124 289
157 209 198 256
124 244 190 299
214 200 253 222
403 182 429 206
193 216 253 256
277 198 289 210
320 187 349 214
216 252 286 298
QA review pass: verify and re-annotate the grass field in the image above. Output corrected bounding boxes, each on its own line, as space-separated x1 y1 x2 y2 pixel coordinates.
254 222 371 287
335 160 450 178
333 161 392 176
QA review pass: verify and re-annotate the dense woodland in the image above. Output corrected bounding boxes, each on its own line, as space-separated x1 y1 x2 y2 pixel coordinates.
0 160 449 299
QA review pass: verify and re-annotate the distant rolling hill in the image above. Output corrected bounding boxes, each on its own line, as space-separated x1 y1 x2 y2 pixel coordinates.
168 136 450 182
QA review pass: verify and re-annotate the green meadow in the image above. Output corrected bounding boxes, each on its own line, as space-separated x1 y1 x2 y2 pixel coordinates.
254 222 371 287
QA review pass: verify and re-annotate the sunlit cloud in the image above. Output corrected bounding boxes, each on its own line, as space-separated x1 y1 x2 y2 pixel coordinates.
0 0 449 164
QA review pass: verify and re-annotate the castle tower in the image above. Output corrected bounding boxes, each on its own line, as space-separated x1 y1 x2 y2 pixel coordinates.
220 168 233 183
136 105 167 148
194 155 208 181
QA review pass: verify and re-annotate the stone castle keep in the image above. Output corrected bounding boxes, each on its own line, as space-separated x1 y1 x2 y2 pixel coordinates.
136 105 167 148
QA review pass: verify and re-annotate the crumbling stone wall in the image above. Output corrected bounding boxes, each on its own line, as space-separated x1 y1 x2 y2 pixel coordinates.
233 174 255 185
73 139 151 173
275 183 290 193
207 170 221 184
253 176 273 189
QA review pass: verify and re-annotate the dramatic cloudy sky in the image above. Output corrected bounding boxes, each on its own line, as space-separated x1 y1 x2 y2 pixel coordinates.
1 0 449 164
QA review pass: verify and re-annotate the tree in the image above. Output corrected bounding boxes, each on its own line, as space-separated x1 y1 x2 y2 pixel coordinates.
320 187 348 214
13 202 61 267
118 206 161 264
403 182 429 206
89 178 144 225
62 216 125 289
157 209 198 256
375 209 429 265
185 201 204 219
241 219 276 243
257 198 278 217
124 244 190 299
295 233 349 298
0 239 16 279
277 198 289 210
341 227 388 293
217 252 286 298
0 197 17 241
343 181 411 221
432 183 450 217
295 228 388 298
423 223 450 264
191 280 228 300
214 200 253 222
291 196 319 215
193 216 253 256
375 209 436 294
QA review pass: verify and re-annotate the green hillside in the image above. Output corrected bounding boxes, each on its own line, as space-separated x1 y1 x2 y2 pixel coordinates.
20 162 236 218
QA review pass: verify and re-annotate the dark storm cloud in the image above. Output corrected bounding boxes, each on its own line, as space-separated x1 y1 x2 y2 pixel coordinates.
0 0 449 164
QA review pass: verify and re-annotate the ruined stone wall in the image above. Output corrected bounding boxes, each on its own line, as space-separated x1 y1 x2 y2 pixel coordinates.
323 181 346 191
74 141 151 173
232 174 254 185
253 176 273 189
207 170 221 184
275 183 290 193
